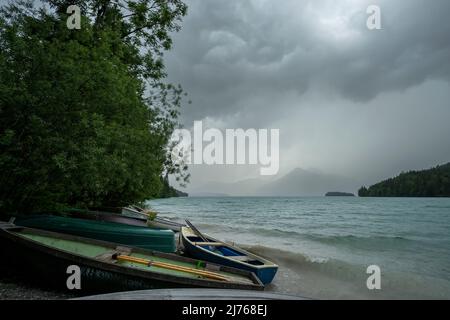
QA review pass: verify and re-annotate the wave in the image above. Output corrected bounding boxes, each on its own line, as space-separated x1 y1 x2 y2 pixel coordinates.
244 227 306 238
196 222 417 251
182 224 449 298
423 205 450 209
242 244 362 279
240 244 450 299
303 234 414 248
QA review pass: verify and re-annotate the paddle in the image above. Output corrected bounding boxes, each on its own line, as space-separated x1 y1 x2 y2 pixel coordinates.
128 205 159 220
131 205 145 212
123 206 154 221
113 254 228 282
185 219 208 243
185 219 222 253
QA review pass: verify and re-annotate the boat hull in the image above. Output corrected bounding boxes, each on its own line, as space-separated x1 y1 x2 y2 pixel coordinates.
74 288 307 300
0 225 263 294
146 218 183 232
67 208 149 227
15 215 176 253
121 207 184 232
181 228 278 285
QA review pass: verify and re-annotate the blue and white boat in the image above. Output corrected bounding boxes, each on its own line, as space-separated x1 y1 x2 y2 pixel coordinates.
180 226 278 285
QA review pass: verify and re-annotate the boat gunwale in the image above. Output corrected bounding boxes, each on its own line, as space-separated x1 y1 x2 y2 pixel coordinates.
181 227 278 270
69 209 149 226
121 208 184 229
152 217 184 228
0 225 263 290
17 215 175 236
85 207 185 229
71 210 183 232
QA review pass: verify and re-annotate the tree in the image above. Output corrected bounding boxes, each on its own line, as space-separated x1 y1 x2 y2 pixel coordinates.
358 186 368 197
0 0 189 214
358 163 450 197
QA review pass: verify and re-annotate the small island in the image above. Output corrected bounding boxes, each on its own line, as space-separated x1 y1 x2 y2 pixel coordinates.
325 192 355 197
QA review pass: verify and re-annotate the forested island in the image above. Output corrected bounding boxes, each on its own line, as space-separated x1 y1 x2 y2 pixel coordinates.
359 163 450 197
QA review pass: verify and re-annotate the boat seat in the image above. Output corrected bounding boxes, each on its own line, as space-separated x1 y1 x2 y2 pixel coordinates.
95 247 132 263
95 251 119 263
203 263 221 272
116 246 132 254
193 242 224 246
231 256 250 262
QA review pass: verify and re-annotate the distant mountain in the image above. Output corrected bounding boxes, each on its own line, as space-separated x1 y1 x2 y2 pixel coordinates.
188 168 359 197
189 177 274 196
359 162 450 197
256 168 358 196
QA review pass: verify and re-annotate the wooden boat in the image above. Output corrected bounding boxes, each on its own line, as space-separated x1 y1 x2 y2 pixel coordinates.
146 217 184 232
181 226 278 285
66 207 184 232
14 215 176 253
67 208 150 227
74 288 306 300
0 224 263 293
121 206 184 232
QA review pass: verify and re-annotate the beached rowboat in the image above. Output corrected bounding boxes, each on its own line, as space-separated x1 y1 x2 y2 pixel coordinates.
180 226 278 285
84 206 185 232
0 224 264 293
66 207 184 232
74 288 305 300
121 206 185 232
146 217 185 232
67 208 150 227
14 215 176 252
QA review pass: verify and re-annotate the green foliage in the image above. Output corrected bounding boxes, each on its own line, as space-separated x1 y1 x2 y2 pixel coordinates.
158 174 188 198
0 0 188 214
145 209 158 221
358 163 450 197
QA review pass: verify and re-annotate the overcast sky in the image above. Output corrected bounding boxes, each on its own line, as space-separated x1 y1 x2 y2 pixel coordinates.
3 0 448 194
162 0 450 193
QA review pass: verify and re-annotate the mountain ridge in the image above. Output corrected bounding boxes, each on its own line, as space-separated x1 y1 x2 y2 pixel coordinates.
189 168 359 197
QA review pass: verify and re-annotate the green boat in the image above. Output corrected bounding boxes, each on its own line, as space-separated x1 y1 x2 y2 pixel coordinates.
14 215 176 253
0 223 263 293
65 208 185 232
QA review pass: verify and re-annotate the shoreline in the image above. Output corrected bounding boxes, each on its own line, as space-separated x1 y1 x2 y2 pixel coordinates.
0 271 75 300
0 281 71 300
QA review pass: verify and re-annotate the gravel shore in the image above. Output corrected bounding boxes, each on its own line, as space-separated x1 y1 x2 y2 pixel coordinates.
0 269 74 300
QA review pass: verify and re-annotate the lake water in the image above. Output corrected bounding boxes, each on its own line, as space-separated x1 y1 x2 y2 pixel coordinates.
147 197 450 299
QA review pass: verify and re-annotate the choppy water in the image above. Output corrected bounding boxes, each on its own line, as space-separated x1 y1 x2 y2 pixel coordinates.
147 197 450 299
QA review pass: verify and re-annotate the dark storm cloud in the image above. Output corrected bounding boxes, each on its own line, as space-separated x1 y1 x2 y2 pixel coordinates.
165 0 450 125
2 0 448 192
161 0 450 193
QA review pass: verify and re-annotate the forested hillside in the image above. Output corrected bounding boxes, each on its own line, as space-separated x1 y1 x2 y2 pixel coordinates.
359 163 450 197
